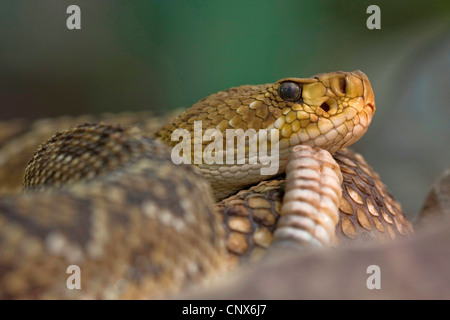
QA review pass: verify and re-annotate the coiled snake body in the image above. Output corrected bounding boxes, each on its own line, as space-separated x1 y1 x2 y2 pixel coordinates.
0 71 413 299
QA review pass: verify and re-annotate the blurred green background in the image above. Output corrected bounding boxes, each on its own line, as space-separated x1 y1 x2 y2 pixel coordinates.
0 0 449 218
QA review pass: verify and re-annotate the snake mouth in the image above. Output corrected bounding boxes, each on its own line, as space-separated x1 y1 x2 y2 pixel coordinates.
367 102 375 111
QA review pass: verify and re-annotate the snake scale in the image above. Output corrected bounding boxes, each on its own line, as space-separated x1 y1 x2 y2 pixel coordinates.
0 71 413 299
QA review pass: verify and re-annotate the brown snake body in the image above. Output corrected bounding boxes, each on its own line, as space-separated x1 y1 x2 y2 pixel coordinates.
0 71 413 299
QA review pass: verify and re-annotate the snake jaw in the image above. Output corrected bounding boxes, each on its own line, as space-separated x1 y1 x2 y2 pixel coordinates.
340 70 376 149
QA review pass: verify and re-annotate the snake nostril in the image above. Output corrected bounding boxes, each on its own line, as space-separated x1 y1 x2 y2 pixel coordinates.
339 78 347 94
320 102 330 113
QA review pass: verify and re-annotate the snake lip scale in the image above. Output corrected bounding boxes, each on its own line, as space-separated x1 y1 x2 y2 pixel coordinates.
0 70 413 299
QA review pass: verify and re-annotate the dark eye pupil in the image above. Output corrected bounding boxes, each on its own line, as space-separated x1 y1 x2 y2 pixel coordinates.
279 82 301 102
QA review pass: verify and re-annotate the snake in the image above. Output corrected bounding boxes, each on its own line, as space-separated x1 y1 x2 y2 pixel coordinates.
0 70 413 299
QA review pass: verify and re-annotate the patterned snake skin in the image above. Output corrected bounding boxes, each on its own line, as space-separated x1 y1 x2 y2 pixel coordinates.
0 71 413 299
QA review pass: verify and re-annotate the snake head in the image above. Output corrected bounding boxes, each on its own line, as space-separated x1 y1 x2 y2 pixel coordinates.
156 70 376 198
158 70 375 155
273 70 376 154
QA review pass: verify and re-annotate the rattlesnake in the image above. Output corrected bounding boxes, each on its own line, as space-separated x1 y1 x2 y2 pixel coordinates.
0 71 413 299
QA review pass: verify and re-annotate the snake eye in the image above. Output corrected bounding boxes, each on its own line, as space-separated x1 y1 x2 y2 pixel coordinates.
278 81 302 102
